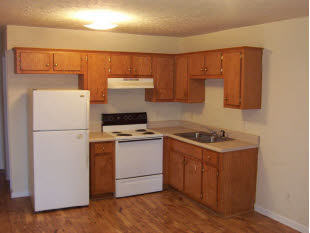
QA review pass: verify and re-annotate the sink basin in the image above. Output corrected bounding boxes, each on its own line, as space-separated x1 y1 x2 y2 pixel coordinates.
174 131 233 144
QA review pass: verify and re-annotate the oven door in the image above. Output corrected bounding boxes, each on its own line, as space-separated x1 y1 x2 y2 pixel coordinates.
115 137 163 179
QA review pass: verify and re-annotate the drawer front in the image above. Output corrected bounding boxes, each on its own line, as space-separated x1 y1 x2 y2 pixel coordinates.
203 149 218 167
94 142 114 154
171 139 202 160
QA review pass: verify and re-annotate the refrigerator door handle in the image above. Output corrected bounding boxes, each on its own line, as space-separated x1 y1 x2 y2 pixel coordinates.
85 94 90 129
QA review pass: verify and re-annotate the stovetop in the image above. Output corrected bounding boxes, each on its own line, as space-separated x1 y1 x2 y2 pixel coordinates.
106 129 162 140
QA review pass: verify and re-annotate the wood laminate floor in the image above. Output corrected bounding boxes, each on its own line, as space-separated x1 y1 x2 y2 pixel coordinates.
0 171 299 233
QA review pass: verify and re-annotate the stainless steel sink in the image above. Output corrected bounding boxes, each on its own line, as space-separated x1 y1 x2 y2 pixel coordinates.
174 131 233 143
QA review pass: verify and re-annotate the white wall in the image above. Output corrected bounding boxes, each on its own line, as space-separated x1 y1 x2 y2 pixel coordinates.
5 25 182 197
179 17 309 229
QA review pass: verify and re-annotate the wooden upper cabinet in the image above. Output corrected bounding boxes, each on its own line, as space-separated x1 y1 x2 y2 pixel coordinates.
53 53 83 72
132 55 152 76
205 52 222 76
189 54 205 76
223 48 262 109
175 55 188 101
202 164 218 209
189 51 222 78
184 157 202 201
19 51 51 72
223 51 241 106
87 53 107 103
169 151 184 191
108 54 131 75
154 56 174 100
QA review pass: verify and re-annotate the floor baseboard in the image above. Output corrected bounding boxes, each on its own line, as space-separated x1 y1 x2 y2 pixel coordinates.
254 204 309 233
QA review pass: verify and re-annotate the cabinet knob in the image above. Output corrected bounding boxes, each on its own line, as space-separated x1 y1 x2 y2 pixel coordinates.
200 68 203 71
128 68 131 71
204 68 207 71
54 63 58 67
102 146 105 150
224 97 228 101
208 156 211 159
45 64 49 67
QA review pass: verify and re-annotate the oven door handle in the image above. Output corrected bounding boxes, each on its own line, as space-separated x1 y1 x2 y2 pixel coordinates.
117 137 163 143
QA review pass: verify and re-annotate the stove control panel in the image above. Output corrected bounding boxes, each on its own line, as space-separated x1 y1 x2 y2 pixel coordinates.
102 112 147 126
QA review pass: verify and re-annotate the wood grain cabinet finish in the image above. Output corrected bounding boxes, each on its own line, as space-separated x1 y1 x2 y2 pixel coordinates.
132 55 152 76
169 151 184 192
145 55 175 102
90 142 115 197
86 53 107 104
53 53 83 72
14 48 85 74
19 51 51 72
189 51 222 79
223 47 263 109
175 55 205 103
163 137 170 186
167 138 258 217
184 156 202 201
108 54 132 76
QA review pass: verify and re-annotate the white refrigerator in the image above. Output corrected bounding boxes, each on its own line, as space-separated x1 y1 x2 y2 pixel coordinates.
29 89 90 212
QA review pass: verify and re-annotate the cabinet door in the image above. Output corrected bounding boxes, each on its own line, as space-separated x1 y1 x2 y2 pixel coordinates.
184 157 202 200
163 137 170 185
223 52 242 106
202 164 218 209
175 55 188 100
189 54 205 76
132 55 152 76
92 154 115 195
169 151 184 191
20 52 51 71
108 54 131 75
53 53 82 72
87 54 107 103
205 52 222 76
154 56 174 100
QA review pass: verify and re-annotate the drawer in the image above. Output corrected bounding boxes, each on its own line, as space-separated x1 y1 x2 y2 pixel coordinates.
203 149 218 167
171 139 202 160
94 142 114 154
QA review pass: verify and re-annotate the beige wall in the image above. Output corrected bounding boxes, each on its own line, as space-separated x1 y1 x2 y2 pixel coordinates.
4 17 309 229
179 17 309 228
5 25 182 197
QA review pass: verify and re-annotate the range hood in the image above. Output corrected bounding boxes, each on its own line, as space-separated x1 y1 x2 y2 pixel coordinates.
108 78 154 89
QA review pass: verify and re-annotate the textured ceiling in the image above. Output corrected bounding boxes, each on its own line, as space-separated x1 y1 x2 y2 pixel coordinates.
0 0 308 36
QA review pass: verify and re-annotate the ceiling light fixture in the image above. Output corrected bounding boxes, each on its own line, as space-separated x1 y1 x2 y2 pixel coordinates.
71 10 133 30
84 22 118 30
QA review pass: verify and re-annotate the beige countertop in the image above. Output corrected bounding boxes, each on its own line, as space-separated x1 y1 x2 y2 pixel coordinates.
150 127 259 153
89 132 115 143
89 127 259 153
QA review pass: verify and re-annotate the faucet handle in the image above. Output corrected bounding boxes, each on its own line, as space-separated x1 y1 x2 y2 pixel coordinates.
220 130 226 137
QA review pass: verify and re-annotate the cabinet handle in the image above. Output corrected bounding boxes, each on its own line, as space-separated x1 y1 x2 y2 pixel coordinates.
54 63 58 67
45 64 49 67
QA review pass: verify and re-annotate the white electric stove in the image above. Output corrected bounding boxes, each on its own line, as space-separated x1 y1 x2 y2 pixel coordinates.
102 112 163 198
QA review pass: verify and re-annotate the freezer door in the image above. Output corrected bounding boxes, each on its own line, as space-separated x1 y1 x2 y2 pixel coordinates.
33 90 89 131
33 130 89 212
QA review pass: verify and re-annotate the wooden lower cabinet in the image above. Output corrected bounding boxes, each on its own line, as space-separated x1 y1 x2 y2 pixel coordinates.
202 163 218 209
169 151 184 191
167 138 258 216
90 142 115 197
184 156 202 201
